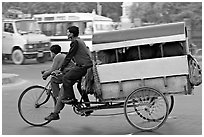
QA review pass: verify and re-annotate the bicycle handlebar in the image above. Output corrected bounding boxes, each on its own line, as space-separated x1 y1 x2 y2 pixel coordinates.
41 70 62 80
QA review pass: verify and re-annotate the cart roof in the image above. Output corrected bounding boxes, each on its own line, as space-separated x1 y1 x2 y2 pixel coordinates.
92 22 186 51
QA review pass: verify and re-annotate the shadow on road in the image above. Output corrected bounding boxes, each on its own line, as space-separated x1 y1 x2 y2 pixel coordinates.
18 126 62 135
131 130 162 135
72 126 103 135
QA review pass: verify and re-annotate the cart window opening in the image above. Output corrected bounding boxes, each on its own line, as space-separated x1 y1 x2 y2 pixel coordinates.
126 46 140 61
161 42 185 57
96 41 186 65
125 44 160 61
97 49 117 64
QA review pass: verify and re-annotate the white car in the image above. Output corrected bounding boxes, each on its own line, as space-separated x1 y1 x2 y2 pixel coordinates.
2 19 51 64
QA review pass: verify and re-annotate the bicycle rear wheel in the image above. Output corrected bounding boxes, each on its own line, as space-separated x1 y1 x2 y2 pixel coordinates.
18 85 56 126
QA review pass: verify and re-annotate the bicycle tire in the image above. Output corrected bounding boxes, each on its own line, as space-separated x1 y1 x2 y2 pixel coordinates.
18 85 56 126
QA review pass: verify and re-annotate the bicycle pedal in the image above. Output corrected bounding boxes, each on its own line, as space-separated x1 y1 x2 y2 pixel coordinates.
84 113 91 117
80 113 91 117
80 113 86 116
83 110 93 117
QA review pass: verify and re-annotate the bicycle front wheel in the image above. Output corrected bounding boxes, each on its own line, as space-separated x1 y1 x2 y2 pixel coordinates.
18 85 56 126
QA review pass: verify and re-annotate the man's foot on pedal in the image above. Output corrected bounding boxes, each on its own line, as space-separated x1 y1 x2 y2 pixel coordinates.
84 110 93 116
61 98 77 104
45 113 60 121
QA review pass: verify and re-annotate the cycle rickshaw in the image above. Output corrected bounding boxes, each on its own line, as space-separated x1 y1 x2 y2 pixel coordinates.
18 22 202 131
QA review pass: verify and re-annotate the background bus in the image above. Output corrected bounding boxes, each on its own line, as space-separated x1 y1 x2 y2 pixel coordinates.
33 13 114 52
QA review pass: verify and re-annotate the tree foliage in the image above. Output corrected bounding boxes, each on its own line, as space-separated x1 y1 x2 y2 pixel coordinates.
2 2 201 27
100 2 122 22
130 2 202 29
2 2 122 22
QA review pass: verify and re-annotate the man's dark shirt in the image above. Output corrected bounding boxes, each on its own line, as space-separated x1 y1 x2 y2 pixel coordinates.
60 37 92 71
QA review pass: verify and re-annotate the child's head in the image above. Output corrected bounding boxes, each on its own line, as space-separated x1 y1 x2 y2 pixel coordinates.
50 44 61 58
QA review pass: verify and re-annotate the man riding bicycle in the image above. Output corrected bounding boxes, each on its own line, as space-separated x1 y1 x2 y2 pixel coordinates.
45 26 93 121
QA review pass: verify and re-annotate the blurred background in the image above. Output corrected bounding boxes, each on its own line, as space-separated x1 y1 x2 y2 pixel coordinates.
2 2 202 52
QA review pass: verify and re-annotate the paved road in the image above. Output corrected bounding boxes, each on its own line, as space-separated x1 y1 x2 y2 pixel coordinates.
2 60 202 135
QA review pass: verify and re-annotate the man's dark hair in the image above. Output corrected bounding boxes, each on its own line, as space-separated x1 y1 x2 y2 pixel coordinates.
50 44 61 54
67 26 79 37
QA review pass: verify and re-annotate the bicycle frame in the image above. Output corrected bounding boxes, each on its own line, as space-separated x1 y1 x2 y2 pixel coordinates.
34 80 53 108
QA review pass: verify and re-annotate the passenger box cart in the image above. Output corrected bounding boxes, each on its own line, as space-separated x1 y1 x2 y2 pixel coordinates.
18 22 202 131
91 22 202 130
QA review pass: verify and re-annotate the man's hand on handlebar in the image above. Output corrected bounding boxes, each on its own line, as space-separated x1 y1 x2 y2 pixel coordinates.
41 70 62 80
51 70 62 76
41 70 49 80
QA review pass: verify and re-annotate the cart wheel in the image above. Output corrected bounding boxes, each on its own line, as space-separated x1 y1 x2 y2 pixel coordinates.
166 95 174 115
155 95 174 121
124 87 169 131
18 85 56 126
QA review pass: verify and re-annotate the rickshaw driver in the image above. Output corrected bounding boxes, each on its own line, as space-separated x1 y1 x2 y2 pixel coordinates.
45 26 93 121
